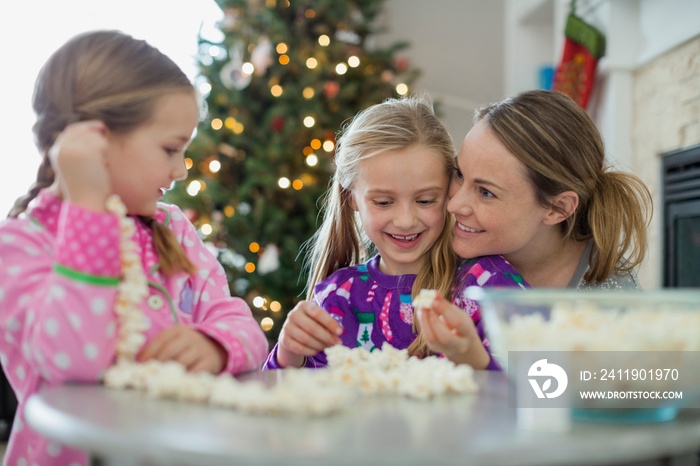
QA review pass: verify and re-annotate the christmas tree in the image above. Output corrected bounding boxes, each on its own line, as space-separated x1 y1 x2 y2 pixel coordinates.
165 0 420 344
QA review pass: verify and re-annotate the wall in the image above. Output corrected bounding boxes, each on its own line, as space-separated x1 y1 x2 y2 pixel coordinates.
377 0 506 146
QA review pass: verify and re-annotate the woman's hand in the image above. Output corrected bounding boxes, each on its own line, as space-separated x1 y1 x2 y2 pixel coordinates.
137 324 227 374
49 120 112 211
276 300 343 368
417 295 490 369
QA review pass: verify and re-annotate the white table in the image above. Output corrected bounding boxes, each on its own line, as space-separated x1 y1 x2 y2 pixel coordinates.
25 370 700 466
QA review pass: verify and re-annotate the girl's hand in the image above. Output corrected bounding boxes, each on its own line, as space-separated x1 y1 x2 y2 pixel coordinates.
276 300 343 368
137 324 227 374
49 120 112 211
417 295 490 369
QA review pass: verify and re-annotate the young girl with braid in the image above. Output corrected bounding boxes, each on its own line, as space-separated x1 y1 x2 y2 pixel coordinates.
264 96 523 372
0 30 268 466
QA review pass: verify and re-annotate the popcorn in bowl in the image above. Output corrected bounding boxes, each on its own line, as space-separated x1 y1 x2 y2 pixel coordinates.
466 287 700 422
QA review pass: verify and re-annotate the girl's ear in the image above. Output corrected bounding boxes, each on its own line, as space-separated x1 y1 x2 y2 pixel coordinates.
543 191 579 225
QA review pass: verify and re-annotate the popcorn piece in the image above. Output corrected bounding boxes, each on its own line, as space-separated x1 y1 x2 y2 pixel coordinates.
412 289 438 311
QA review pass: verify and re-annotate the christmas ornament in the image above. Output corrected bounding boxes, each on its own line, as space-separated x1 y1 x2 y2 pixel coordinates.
257 243 280 275
552 14 605 109
220 43 252 90
324 80 340 99
250 36 274 76
220 61 252 90
394 56 409 73
271 115 285 133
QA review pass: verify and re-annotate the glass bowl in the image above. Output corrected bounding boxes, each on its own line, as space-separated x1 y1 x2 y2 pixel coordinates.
465 287 700 423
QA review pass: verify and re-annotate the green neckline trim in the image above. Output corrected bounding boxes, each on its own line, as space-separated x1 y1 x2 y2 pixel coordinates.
157 207 171 226
54 264 120 286
28 215 45 229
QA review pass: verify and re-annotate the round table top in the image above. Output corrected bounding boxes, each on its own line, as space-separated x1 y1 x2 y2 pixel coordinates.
25 370 700 465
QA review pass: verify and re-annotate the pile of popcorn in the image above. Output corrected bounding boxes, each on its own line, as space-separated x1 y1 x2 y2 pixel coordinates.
104 345 478 416
499 300 700 352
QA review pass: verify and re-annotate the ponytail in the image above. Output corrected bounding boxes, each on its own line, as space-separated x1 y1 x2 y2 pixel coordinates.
584 170 652 282
8 155 54 218
138 217 196 276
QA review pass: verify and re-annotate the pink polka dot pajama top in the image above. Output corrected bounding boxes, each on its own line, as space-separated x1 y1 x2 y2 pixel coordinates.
0 189 268 466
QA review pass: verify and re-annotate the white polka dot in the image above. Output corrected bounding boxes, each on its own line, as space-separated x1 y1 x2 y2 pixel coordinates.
170 209 183 221
24 246 39 256
215 322 229 331
18 294 30 306
198 269 210 279
106 322 116 337
91 297 107 314
17 457 27 466
14 416 23 432
1 234 15 243
7 266 21 276
0 353 6 366
84 343 99 361
6 317 19 332
49 285 65 301
54 352 71 369
44 318 60 336
201 291 210 302
16 365 26 381
68 313 82 330
26 310 35 326
47 441 62 457
22 343 31 359
198 252 209 262
34 347 44 363
0 288 4 303
5 332 15 344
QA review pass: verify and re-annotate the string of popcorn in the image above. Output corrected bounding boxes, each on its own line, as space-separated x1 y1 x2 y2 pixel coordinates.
102 200 477 416
105 195 149 361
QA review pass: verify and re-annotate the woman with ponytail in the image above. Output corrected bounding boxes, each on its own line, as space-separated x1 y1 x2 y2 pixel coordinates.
415 89 653 360
0 30 267 466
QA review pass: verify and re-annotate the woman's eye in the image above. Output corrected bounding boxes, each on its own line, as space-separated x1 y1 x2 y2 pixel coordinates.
479 187 495 199
417 199 437 206
453 168 464 181
164 148 179 156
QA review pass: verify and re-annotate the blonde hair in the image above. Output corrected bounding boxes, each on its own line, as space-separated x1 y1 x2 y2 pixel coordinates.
476 90 652 282
304 95 456 358
8 30 196 275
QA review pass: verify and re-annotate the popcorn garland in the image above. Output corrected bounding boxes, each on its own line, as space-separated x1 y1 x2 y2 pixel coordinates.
105 195 149 362
102 198 478 416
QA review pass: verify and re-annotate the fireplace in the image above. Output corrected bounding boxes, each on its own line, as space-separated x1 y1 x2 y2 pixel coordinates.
663 143 700 287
